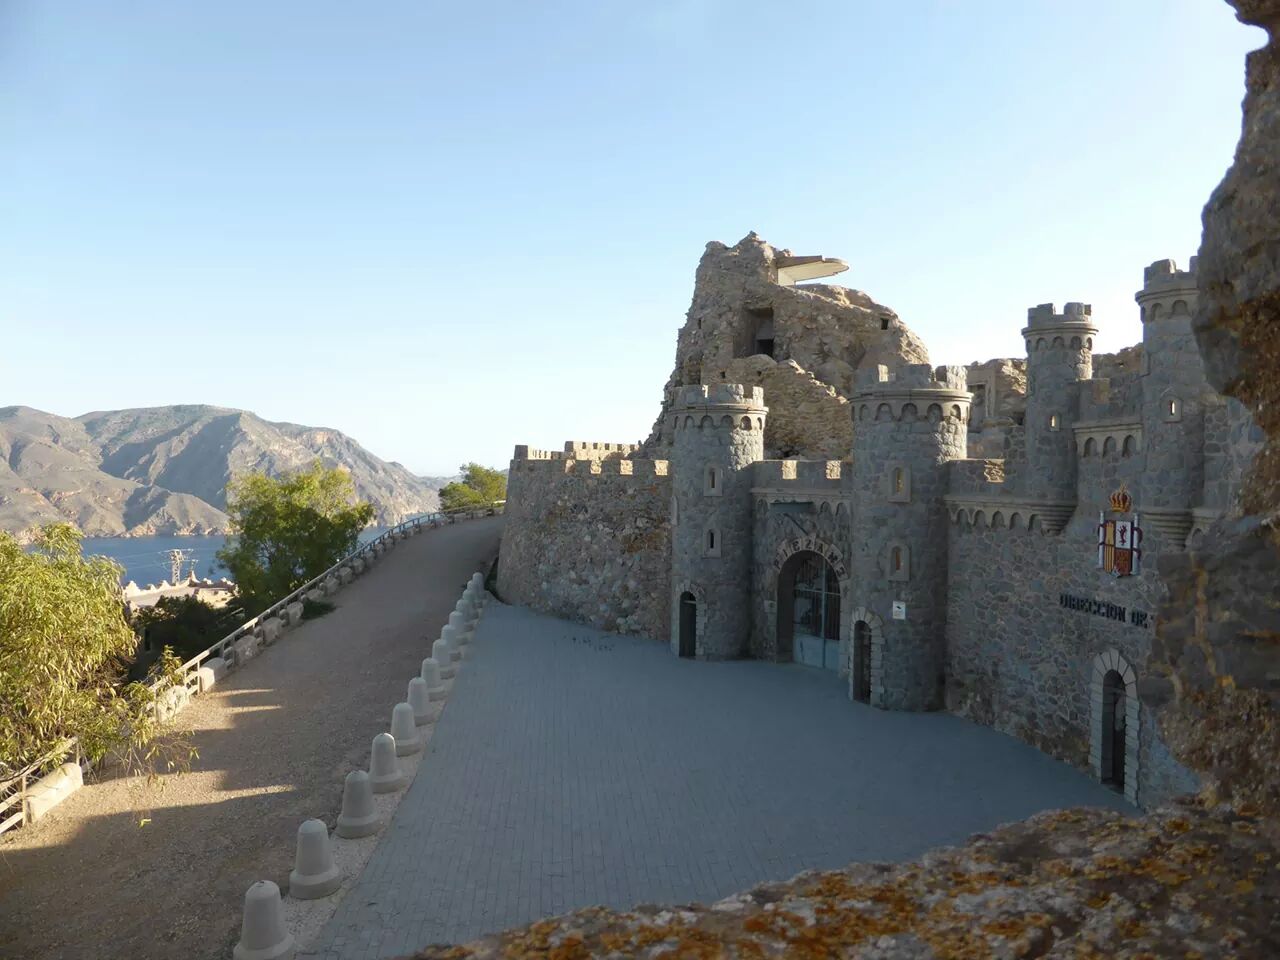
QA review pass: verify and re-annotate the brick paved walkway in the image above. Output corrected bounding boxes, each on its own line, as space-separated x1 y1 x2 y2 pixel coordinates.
309 603 1130 959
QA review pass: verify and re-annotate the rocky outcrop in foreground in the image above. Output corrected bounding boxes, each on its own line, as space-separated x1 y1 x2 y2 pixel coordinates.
0 404 440 537
411 802 1278 959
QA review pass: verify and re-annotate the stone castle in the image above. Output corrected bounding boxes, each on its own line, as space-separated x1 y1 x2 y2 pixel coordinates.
498 234 1263 810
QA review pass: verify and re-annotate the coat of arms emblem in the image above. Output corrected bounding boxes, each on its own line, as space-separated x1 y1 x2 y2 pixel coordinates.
1097 487 1142 577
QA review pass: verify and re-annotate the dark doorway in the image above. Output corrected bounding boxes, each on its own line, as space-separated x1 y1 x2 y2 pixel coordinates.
742 305 775 359
1101 669 1127 791
678 591 697 658
853 620 871 702
777 551 841 671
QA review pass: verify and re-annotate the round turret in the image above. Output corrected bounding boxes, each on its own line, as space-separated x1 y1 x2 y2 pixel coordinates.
668 384 767 659
1135 259 1206 523
1021 302 1098 501
848 364 969 711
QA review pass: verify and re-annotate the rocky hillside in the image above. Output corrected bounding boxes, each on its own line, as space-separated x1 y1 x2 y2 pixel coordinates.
0 404 441 538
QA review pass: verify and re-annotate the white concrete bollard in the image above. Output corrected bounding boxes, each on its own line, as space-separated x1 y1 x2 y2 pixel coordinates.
447 613 470 648
432 639 456 679
458 595 478 623
407 677 431 726
442 623 466 657
288 819 341 900
389 702 422 756
335 770 380 838
233 880 295 960
420 657 446 701
368 733 406 793
470 572 484 590
285 601 304 626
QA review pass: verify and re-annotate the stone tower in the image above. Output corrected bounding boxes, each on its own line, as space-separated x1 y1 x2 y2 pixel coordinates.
668 384 767 659
849 364 970 710
1020 302 1098 503
1136 258 1206 541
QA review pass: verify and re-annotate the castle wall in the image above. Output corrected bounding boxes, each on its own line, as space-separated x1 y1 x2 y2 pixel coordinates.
943 511 1200 809
497 451 672 640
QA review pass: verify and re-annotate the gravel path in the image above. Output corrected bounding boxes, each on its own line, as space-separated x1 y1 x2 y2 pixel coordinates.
0 516 503 960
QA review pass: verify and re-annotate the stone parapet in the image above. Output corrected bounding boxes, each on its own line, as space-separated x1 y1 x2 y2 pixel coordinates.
1072 419 1144 456
672 383 766 410
946 458 1006 496
751 459 843 491
944 495 1076 534
854 363 968 395
562 440 642 460
509 457 669 479
1139 257 1198 300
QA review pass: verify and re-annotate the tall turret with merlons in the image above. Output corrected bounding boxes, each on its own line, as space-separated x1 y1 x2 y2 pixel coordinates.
667 384 766 659
848 364 970 710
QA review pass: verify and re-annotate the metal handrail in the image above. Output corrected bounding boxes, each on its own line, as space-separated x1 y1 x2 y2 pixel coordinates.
0 499 504 836
167 500 504 685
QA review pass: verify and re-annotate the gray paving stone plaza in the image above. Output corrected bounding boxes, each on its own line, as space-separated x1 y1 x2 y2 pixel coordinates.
309 602 1131 959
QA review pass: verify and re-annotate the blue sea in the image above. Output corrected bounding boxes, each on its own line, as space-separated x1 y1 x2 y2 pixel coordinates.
82 529 389 587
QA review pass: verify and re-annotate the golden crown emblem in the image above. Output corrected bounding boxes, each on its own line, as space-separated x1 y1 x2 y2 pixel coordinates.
1109 485 1133 513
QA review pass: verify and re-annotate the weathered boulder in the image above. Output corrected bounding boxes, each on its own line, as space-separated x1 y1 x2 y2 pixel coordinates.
233 633 260 663
259 617 283 645
196 656 228 692
155 683 191 722
24 762 84 824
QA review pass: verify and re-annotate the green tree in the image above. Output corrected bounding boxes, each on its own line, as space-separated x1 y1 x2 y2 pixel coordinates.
216 462 375 613
439 462 507 512
0 524 193 776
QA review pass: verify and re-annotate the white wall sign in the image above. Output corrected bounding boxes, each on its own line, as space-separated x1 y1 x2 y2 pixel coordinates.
891 601 906 620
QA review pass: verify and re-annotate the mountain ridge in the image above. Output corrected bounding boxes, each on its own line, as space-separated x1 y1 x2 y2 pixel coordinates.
0 404 442 539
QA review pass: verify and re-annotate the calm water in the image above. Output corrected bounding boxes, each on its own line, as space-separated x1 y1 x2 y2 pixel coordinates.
82 529 389 587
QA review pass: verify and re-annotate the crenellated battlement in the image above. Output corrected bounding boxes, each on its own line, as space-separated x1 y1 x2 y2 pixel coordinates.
513 442 641 461
673 383 766 409
752 459 844 489
563 441 642 459
1141 257 1197 292
512 445 567 461
854 363 968 395
1025 302 1093 327
511 455 669 480
1021 302 1099 355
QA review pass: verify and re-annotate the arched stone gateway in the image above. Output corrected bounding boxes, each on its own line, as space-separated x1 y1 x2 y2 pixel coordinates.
847 607 884 707
777 550 843 671
1090 649 1139 804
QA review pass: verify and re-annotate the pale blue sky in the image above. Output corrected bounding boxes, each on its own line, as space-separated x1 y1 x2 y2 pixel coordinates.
0 2 1263 476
